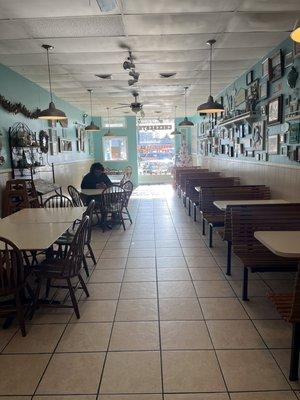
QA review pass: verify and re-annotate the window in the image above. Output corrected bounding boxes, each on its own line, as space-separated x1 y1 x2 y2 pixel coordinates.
103 136 128 161
102 116 126 128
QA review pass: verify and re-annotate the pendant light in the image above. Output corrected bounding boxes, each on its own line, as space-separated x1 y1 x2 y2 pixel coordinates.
38 45 67 120
170 106 181 135
103 107 113 136
178 87 194 127
85 89 100 131
197 39 224 114
291 27 300 43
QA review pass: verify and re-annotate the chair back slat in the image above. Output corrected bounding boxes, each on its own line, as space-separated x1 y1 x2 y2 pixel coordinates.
100 185 126 214
44 194 73 208
68 185 84 207
121 180 134 208
62 216 89 277
83 200 95 244
0 237 24 295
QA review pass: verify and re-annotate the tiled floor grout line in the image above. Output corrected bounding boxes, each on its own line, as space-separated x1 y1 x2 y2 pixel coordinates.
169 194 232 399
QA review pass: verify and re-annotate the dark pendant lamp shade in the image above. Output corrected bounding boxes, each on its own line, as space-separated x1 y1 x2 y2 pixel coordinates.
178 87 194 127
197 39 225 114
170 106 181 135
85 89 100 132
38 45 67 120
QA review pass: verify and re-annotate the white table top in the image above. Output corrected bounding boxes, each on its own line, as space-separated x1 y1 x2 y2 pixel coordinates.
3 207 86 224
213 199 289 211
0 221 72 250
254 231 300 258
80 188 105 196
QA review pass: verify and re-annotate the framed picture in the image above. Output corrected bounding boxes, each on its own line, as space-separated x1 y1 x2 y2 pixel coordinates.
61 139 72 152
270 50 283 82
284 51 293 68
252 121 265 151
267 95 283 125
294 41 300 59
281 145 289 156
289 123 300 144
259 81 269 101
279 133 287 144
246 70 253 85
261 152 268 162
262 58 272 80
268 134 279 154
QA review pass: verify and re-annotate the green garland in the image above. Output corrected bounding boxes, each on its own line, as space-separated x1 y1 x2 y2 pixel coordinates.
0 94 41 119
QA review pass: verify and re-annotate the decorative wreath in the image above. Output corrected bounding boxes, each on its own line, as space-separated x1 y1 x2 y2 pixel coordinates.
39 130 49 153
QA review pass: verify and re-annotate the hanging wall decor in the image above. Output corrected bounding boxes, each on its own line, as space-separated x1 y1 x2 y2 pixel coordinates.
252 121 265 150
0 94 41 119
287 66 298 89
270 50 283 82
267 95 283 125
268 134 279 154
39 130 49 153
262 58 272 80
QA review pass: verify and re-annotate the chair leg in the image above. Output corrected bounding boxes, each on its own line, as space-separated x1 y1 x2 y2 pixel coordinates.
87 243 97 265
202 218 206 235
193 204 197 222
45 278 51 298
82 255 90 277
209 224 213 248
226 241 232 276
15 291 26 337
120 212 126 231
78 273 90 298
67 278 80 319
289 322 300 381
188 199 191 216
242 267 249 301
126 207 132 224
30 278 42 320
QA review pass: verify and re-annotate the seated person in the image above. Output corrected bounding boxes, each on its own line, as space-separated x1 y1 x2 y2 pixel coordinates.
81 162 112 189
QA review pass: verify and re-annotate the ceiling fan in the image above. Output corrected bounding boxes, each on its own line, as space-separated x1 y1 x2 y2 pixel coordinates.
113 91 160 116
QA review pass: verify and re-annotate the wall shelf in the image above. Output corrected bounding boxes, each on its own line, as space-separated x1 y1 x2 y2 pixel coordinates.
218 112 257 127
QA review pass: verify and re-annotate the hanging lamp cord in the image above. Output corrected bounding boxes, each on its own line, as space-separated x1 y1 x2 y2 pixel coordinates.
46 48 53 102
184 88 187 118
209 43 212 97
107 107 110 130
89 91 93 120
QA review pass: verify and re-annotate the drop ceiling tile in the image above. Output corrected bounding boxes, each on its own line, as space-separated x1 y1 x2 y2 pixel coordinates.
227 12 300 33
239 0 300 12
124 13 231 35
123 0 240 13
219 32 290 48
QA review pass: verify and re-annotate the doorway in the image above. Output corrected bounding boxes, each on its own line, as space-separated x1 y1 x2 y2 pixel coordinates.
137 118 175 184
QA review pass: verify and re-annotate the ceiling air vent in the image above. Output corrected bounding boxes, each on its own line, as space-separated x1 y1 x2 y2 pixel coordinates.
95 74 112 79
159 72 176 78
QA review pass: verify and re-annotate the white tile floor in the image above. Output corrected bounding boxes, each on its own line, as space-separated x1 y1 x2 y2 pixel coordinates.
0 184 299 399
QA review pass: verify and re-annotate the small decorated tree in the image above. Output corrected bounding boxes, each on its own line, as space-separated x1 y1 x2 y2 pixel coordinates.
176 139 192 167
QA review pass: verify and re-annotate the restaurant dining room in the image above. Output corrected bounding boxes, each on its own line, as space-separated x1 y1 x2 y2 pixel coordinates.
1 0 300 399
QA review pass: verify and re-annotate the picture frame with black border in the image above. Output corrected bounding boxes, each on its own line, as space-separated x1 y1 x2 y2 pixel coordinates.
268 134 279 155
261 152 268 162
259 81 269 101
246 70 253 85
294 41 300 59
284 51 294 68
281 145 289 157
267 95 283 125
270 49 283 82
262 57 272 80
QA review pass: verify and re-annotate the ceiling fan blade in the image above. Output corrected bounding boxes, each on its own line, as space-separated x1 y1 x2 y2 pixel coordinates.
113 105 130 109
117 103 130 106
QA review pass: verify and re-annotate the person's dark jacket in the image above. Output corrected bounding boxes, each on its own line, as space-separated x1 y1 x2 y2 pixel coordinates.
81 172 112 189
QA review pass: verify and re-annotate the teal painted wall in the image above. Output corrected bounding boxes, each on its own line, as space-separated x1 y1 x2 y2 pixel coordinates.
193 37 300 166
0 63 94 173
93 116 139 186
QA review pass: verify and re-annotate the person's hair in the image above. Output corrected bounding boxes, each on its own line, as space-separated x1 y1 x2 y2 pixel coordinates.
90 162 105 174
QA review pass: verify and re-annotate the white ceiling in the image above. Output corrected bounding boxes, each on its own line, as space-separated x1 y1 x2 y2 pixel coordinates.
0 0 299 117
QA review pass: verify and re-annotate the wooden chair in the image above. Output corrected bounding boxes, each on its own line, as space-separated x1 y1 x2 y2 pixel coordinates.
55 200 96 278
44 194 73 208
268 267 300 381
0 237 29 336
68 185 84 207
231 204 300 300
121 180 133 224
100 186 127 231
31 216 90 319
199 185 270 247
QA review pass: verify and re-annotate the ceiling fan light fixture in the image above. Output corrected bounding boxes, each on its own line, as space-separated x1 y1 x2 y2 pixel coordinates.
38 45 67 121
291 27 300 43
